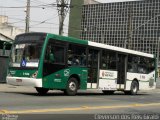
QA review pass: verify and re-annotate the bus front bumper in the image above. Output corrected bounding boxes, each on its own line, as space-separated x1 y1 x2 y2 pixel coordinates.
6 76 42 87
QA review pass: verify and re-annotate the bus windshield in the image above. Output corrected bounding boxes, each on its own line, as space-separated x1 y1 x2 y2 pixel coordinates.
10 42 43 68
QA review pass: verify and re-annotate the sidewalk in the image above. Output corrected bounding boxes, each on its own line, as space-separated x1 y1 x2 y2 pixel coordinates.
0 84 35 93
0 83 160 94
156 78 160 89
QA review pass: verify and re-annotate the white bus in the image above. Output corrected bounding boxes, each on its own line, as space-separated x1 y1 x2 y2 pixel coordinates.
7 33 156 95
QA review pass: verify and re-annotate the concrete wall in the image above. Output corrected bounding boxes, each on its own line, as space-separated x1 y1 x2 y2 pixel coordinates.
0 56 9 83
0 15 8 24
156 78 160 89
0 25 24 39
0 15 25 39
0 35 10 42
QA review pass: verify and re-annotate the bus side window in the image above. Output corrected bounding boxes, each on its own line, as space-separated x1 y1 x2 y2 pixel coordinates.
54 46 65 64
101 50 116 70
148 58 155 72
43 39 66 76
138 57 148 74
44 45 51 62
72 56 80 65
81 53 86 66
127 55 138 73
68 44 86 66
128 64 133 72
101 56 107 69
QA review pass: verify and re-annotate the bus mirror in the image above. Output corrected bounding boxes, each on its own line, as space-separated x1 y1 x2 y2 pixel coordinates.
49 53 54 63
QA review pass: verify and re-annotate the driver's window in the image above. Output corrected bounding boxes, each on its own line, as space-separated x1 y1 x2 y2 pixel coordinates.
44 44 53 62
53 46 65 64
43 39 65 77
45 40 65 64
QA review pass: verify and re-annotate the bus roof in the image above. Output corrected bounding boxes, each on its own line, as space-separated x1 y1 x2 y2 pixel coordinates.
15 32 154 58
47 33 88 45
88 41 154 58
47 33 154 58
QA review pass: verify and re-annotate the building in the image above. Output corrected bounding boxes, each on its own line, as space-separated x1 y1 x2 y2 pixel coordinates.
68 0 99 38
0 15 25 59
0 33 12 56
0 32 12 83
80 0 160 55
0 15 23 83
0 15 25 39
0 33 12 83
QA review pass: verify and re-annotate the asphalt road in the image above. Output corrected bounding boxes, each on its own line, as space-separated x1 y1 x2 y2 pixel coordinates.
0 84 160 120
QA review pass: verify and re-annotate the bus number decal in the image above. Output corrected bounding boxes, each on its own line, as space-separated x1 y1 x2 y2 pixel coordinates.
23 72 30 76
140 75 145 79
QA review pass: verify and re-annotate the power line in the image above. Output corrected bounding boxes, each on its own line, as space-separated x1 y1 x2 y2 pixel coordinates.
10 20 24 24
8 17 57 24
30 16 59 27
14 0 25 3
5 12 59 31
0 0 71 34
30 26 59 29
0 4 57 9
14 0 57 6
31 0 56 5
8 17 62 30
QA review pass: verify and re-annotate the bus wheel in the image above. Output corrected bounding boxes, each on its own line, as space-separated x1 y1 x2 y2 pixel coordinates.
36 87 49 95
125 81 139 95
102 90 114 95
64 77 78 96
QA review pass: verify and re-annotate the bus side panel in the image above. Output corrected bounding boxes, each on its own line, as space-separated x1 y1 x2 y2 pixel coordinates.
42 67 88 90
98 70 117 90
125 73 138 90
7 69 41 87
8 69 38 78
125 71 156 91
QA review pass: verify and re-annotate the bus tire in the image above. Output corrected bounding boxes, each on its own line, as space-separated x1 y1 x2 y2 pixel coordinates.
125 81 139 95
102 90 115 95
64 77 78 96
36 87 49 95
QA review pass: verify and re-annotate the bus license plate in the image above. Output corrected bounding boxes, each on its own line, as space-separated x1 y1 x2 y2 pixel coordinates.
16 79 22 82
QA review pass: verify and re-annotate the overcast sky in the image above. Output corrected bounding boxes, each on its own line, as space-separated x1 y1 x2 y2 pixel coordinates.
96 0 139 3
0 0 140 35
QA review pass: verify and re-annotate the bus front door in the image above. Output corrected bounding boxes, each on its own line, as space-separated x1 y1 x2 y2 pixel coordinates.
117 54 127 90
87 49 100 89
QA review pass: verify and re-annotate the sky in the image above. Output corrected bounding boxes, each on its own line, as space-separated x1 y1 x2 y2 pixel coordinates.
0 0 140 35
96 0 139 3
0 0 65 35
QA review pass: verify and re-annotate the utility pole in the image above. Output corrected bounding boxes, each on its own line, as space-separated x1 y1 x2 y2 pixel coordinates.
25 0 30 33
56 0 70 35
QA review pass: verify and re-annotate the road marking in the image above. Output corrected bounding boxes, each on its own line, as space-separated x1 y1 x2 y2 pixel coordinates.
0 110 9 113
0 102 160 114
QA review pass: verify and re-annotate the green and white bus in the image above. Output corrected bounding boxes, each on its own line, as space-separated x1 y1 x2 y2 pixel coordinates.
7 32 156 95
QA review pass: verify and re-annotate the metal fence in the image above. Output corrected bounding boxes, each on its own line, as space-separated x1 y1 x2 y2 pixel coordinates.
0 40 12 83
0 56 9 83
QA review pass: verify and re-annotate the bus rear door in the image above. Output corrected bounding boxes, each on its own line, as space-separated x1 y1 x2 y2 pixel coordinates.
87 49 100 89
117 54 127 90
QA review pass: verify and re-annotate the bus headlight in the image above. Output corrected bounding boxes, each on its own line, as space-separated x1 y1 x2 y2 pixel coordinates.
31 71 38 78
